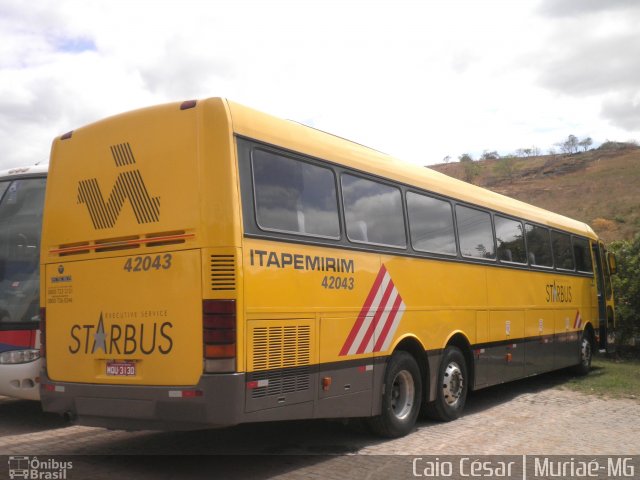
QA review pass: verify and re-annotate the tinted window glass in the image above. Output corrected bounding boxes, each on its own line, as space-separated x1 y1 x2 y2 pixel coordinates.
341 174 406 247
495 216 526 263
551 231 575 270
406 192 456 255
252 150 340 238
0 181 9 201
573 237 593 272
525 224 553 267
407 192 457 255
0 178 46 325
455 205 495 259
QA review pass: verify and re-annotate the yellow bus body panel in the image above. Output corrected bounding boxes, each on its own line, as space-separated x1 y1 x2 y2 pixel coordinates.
41 100 240 385
45 249 202 385
43 102 202 253
242 237 595 371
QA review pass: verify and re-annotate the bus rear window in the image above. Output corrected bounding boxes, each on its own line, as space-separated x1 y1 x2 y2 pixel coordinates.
551 231 575 270
252 150 340 239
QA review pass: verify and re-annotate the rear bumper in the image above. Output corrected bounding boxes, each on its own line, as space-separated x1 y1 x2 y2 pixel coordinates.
40 371 245 430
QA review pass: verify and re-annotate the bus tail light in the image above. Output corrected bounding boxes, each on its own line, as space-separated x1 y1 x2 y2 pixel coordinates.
39 307 46 358
203 300 236 373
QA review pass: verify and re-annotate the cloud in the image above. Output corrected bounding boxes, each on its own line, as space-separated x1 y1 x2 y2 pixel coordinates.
1 0 639 170
538 0 640 18
601 94 640 131
136 36 237 99
538 33 640 96
532 0 640 136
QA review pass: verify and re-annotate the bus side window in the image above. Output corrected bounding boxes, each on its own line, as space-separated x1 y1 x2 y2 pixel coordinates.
406 192 456 256
495 215 527 264
525 224 553 267
341 174 406 248
551 231 575 271
455 205 495 259
573 236 593 273
252 149 340 239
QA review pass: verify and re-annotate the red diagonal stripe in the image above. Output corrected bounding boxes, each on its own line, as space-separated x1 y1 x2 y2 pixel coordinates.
374 294 403 352
356 279 395 354
339 265 387 356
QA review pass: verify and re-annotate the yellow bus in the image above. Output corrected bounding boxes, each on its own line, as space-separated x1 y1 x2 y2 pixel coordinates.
39 98 616 437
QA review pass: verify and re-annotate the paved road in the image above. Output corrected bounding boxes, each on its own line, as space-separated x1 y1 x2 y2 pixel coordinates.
1 367 639 479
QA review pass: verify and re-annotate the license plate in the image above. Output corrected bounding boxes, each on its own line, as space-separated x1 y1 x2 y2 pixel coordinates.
106 361 136 377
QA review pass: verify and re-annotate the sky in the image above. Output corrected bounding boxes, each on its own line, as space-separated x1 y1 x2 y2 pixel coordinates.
1 0 639 170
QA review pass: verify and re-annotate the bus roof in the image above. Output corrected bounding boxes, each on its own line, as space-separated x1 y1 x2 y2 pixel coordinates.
0 163 48 179
223 98 596 240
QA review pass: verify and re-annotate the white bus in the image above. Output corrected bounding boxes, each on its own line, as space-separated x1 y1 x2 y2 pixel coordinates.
0 164 47 400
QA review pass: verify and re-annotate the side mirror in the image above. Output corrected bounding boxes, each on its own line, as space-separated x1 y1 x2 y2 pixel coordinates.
607 252 617 275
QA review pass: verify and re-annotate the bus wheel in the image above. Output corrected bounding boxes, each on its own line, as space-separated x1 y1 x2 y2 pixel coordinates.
574 331 592 376
425 346 468 422
368 351 422 438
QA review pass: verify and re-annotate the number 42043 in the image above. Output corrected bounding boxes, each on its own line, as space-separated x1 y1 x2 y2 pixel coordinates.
123 254 172 272
321 275 354 290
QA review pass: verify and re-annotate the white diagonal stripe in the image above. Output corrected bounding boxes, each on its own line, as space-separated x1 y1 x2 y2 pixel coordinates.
380 300 406 352
363 288 399 354
347 272 390 355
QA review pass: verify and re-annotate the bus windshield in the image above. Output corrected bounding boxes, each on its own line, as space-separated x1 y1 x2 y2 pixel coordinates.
0 177 46 326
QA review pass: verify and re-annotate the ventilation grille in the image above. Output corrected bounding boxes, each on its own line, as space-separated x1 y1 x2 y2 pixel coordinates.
251 367 311 398
252 325 311 370
51 231 192 256
210 255 236 291
250 324 312 399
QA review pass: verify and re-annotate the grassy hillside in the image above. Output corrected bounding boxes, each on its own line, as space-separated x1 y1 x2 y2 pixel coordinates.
429 146 640 243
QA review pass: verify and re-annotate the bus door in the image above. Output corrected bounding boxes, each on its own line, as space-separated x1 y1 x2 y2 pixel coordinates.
592 242 614 352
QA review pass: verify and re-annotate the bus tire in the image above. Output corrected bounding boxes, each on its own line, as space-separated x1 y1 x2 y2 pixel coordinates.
574 330 593 376
367 351 422 438
425 346 468 422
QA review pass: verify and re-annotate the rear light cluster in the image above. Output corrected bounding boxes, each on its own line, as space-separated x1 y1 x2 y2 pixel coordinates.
203 300 236 373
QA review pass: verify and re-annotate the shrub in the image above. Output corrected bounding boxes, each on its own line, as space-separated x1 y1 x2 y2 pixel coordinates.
610 235 640 352
592 218 616 232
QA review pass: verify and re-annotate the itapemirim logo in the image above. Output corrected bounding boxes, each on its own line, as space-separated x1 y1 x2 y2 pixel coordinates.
77 142 160 230
7 456 73 479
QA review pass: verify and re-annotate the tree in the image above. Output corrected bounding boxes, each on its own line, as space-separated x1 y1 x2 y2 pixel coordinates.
578 137 593 152
458 153 480 183
558 134 579 154
610 235 640 351
480 150 500 160
442 155 451 164
494 156 516 181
